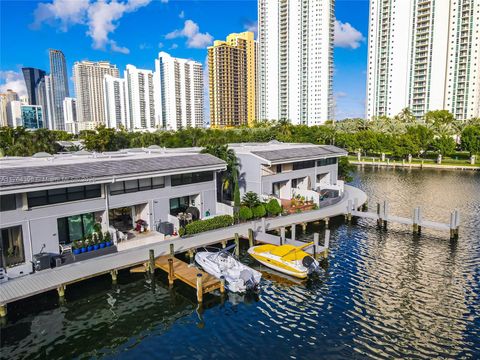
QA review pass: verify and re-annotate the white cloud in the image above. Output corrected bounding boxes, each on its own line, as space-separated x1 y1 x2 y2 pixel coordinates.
169 43 178 50
158 42 164 48
32 0 152 53
243 20 257 35
335 91 347 98
166 20 213 49
334 20 365 49
0 70 27 97
179 10 184 19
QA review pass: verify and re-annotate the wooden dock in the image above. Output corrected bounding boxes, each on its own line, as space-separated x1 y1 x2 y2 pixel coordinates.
154 256 223 299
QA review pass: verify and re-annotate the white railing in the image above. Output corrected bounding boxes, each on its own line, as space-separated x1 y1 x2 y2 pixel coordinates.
316 180 345 196
216 202 234 216
291 188 321 205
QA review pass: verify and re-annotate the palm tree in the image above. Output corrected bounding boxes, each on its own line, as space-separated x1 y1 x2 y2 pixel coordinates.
397 108 416 125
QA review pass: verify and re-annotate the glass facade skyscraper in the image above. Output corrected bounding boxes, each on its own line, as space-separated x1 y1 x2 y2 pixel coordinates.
49 49 69 130
21 68 46 105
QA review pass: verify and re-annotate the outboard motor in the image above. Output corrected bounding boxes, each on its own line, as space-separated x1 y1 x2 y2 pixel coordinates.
240 269 258 291
302 256 320 275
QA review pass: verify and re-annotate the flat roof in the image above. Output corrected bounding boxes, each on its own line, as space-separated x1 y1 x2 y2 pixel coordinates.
229 141 347 164
0 149 225 191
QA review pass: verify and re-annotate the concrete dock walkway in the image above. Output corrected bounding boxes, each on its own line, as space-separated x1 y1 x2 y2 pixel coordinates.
0 185 367 309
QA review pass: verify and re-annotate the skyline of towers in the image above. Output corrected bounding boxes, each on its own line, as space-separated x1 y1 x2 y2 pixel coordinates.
103 75 128 129
48 49 70 130
154 51 204 130
258 0 335 125
21 68 46 106
208 31 257 128
366 0 480 121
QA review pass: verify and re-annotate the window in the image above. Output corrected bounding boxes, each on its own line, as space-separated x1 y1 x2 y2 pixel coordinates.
0 194 16 212
169 196 190 216
317 158 337 166
27 185 102 208
57 213 95 244
293 160 315 170
109 176 165 195
171 171 213 186
276 164 282 173
1 225 25 267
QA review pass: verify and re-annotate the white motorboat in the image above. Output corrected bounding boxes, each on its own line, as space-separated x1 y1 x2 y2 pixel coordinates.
195 247 262 293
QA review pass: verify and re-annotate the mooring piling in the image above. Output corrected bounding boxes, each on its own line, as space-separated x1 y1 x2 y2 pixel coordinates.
110 269 118 283
248 228 255 247
280 227 286 244
196 274 203 303
313 233 319 259
168 258 175 286
149 249 155 275
291 224 296 242
234 233 240 257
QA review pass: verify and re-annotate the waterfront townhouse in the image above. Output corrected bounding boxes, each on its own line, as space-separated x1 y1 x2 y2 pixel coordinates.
230 142 347 206
0 148 226 278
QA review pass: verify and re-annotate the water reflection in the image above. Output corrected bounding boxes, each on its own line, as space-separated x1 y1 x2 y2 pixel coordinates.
1 168 479 359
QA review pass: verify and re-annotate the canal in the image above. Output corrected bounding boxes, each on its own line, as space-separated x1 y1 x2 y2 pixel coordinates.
1 167 479 359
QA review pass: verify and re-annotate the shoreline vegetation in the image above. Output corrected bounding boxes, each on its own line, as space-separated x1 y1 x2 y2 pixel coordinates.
1 109 479 169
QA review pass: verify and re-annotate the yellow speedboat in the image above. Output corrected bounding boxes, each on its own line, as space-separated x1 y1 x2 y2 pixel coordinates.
247 242 320 279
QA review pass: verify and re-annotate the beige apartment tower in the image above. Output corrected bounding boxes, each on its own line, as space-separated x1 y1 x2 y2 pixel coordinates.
73 61 119 130
208 31 257 128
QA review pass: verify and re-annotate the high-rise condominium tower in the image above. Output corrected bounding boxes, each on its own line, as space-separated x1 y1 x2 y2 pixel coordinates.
49 49 70 130
63 97 78 134
21 68 46 105
208 32 257 128
154 52 204 130
366 0 480 120
124 65 156 130
103 75 128 129
73 61 119 130
258 0 335 125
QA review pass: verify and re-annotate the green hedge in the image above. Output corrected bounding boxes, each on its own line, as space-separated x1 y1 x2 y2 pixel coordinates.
185 215 234 235
239 206 253 221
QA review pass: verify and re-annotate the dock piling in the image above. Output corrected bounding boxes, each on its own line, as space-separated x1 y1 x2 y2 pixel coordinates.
234 233 240 257
221 240 227 249
220 276 225 294
57 285 66 298
110 269 118 283
413 207 419 234
168 258 175 286
196 274 203 303
280 227 286 244
313 233 319 259
376 203 382 227
261 217 266 232
324 217 329 229
0 304 6 318
149 249 155 275
383 201 389 229
248 228 255 247
169 243 174 258
291 224 296 242
301 222 307 234
322 229 331 259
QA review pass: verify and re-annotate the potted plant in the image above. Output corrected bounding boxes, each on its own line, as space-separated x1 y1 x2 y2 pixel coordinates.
86 235 94 252
72 240 81 255
92 233 100 251
79 239 87 253
98 231 105 249
104 232 112 247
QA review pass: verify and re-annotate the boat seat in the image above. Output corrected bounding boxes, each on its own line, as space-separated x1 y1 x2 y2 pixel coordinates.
270 244 298 257
252 244 277 253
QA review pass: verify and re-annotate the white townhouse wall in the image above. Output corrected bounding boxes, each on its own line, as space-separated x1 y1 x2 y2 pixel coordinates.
124 65 156 131
0 149 226 278
367 0 480 120
103 75 128 129
154 52 204 131
229 142 346 200
258 0 335 125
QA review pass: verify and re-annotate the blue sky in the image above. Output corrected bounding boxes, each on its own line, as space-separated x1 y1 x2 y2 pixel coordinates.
0 0 369 120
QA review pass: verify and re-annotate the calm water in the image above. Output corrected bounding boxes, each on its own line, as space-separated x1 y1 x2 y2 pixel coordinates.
1 168 479 359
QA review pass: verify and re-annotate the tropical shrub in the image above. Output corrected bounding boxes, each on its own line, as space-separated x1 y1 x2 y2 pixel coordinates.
252 204 267 218
185 215 234 235
239 206 253 221
266 199 282 216
242 191 261 208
